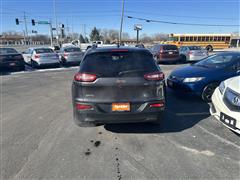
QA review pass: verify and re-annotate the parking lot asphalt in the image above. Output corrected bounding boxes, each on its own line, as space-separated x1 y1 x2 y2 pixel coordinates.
1 64 240 180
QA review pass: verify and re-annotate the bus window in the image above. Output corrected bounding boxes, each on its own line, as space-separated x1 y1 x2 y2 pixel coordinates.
186 37 189 41
226 37 231 42
189 37 193 41
202 37 206 41
209 37 213 41
221 37 226 41
193 37 197 41
206 37 209 41
180 37 184 42
217 37 221 41
214 37 218 41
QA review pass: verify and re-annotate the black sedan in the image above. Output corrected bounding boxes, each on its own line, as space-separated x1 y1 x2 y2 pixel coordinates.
0 48 25 72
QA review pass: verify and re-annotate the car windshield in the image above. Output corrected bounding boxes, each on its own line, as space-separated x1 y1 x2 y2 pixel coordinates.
80 51 158 77
0 48 18 54
194 54 236 68
35 48 54 54
64 48 81 52
189 46 202 50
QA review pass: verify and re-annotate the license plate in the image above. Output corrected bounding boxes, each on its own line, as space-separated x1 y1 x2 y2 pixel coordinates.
220 112 237 129
112 103 130 112
169 52 173 54
9 63 16 66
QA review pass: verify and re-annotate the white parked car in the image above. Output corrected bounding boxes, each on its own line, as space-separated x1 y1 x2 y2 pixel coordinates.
23 47 60 68
179 46 208 62
210 76 240 134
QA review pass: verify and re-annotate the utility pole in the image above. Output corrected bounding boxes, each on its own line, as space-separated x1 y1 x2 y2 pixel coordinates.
49 20 53 46
119 0 125 45
23 11 28 44
53 0 59 44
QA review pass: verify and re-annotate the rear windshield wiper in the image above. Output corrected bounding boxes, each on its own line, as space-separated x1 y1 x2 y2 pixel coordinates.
118 69 147 76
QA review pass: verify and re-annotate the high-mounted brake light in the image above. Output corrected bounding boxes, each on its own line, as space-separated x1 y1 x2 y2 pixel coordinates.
75 103 93 110
74 73 97 82
144 72 165 81
111 49 129 52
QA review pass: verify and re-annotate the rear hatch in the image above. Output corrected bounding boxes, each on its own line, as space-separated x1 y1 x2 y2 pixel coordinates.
188 46 208 56
35 48 59 63
64 47 82 62
160 45 179 58
0 53 24 63
73 50 165 112
0 48 24 65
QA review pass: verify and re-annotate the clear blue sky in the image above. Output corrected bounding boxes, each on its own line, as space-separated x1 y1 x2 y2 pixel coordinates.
1 0 239 37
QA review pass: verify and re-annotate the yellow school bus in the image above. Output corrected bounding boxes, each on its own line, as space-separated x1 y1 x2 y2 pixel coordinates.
166 33 232 51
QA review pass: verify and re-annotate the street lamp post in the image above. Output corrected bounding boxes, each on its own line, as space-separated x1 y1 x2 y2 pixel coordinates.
119 0 125 45
134 24 142 44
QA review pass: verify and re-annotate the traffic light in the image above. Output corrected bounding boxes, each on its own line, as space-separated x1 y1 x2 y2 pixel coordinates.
15 18 19 25
31 19 35 26
61 24 64 28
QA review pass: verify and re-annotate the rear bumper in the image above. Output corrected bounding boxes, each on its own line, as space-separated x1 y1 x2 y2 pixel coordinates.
157 56 180 63
73 101 165 124
35 61 60 67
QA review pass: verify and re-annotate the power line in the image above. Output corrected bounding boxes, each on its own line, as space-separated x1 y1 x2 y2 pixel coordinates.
126 15 239 27
125 10 238 20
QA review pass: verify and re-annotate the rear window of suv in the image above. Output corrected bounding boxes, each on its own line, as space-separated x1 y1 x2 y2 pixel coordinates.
80 51 159 77
162 45 178 50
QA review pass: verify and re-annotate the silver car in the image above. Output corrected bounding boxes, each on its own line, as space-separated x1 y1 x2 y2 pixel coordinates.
179 46 208 62
59 46 83 65
23 47 60 68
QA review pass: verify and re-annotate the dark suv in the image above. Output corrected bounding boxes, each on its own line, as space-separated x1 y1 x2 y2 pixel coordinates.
72 47 166 127
151 44 180 63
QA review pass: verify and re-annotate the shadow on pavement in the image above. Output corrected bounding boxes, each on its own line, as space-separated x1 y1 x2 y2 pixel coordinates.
104 88 210 134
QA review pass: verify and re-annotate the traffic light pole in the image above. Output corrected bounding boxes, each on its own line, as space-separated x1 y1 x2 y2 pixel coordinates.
23 11 28 43
49 22 53 46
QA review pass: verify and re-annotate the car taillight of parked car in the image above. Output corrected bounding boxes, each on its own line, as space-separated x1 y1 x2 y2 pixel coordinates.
160 48 164 54
64 53 69 58
74 73 97 82
34 54 40 59
188 51 194 55
144 72 165 81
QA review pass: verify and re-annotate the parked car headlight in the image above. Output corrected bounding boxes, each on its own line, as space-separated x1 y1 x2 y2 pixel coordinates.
218 81 225 94
183 77 204 83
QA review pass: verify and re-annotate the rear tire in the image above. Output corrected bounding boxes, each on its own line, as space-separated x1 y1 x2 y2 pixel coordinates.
201 82 219 102
206 45 213 52
180 55 187 63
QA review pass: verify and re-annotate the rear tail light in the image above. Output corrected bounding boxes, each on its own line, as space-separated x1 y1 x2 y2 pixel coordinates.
64 53 69 58
75 103 93 110
160 47 164 54
74 73 97 82
34 54 40 59
144 72 165 81
150 102 164 108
